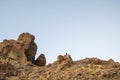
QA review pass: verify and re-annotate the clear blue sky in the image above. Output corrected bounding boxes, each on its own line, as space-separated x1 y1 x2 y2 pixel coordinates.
0 0 120 64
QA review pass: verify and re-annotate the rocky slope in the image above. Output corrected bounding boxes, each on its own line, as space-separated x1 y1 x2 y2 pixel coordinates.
0 33 120 80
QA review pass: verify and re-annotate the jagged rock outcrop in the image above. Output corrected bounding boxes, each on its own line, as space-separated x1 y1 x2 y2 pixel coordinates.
39 57 120 80
0 33 120 80
34 54 46 66
0 39 28 64
17 32 37 63
0 32 45 65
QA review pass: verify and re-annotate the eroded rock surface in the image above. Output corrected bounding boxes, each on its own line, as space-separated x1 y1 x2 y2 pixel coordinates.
34 54 46 66
0 33 120 80
0 39 27 64
17 32 37 63
0 60 17 79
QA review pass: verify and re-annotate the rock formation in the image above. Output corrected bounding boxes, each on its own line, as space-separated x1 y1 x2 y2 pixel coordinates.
0 33 120 80
34 54 46 66
17 32 37 63
0 39 27 64
0 32 44 65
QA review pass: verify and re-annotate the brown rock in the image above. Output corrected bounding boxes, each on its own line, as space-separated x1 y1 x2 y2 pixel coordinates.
17 32 37 63
57 55 64 63
0 33 120 80
0 61 17 79
34 54 46 66
0 40 27 64
57 53 72 63
64 53 72 61
0 32 37 64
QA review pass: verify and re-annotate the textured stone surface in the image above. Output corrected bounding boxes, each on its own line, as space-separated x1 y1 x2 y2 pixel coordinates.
34 54 46 66
0 60 17 79
0 33 120 80
17 32 37 63
39 57 120 80
0 39 27 64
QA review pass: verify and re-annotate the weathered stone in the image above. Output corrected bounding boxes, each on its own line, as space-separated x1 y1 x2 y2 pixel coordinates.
64 53 72 61
0 61 17 79
17 32 37 63
57 54 72 63
0 32 38 64
34 54 46 66
57 55 64 63
0 33 120 80
0 40 27 64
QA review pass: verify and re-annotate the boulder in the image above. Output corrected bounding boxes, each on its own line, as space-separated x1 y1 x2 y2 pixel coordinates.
34 54 46 66
17 32 37 63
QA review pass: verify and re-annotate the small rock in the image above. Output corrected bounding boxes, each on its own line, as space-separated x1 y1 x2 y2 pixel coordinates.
34 54 46 66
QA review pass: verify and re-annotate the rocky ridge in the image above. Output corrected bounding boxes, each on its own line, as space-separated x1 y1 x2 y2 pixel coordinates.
0 33 120 80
